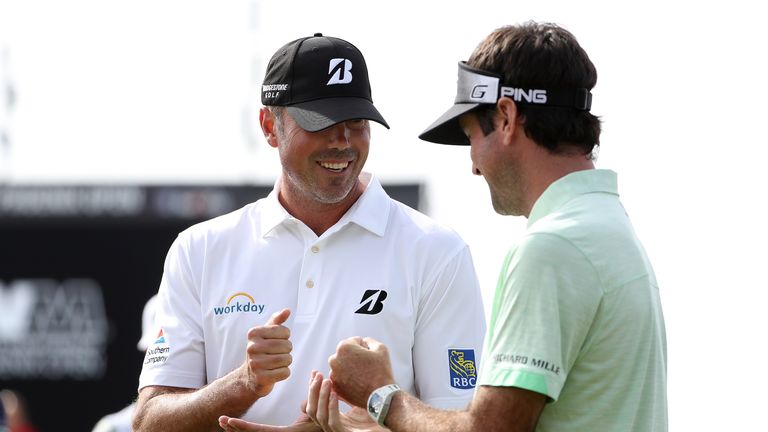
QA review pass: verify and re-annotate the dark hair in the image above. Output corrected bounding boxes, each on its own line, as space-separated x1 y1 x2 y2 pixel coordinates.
469 22 601 157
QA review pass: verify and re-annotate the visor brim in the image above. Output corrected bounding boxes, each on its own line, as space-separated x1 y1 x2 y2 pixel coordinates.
418 103 481 145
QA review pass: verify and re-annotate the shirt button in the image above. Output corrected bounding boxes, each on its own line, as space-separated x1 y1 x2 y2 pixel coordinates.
311 245 320 253
306 279 314 288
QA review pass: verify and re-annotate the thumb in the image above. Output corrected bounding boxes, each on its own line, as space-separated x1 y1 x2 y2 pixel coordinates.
266 308 291 326
363 337 386 353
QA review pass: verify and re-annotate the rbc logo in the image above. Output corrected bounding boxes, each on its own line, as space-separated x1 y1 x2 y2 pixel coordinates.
448 349 477 389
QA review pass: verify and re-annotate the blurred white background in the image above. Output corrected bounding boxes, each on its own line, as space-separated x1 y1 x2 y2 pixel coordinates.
1 0 766 429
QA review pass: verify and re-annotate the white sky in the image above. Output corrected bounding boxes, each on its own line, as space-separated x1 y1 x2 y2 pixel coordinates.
1 0 767 429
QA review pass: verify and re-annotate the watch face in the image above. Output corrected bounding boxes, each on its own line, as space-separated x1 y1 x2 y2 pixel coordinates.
369 392 384 415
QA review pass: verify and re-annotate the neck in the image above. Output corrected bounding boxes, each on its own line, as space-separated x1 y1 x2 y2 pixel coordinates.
277 177 367 236
519 148 595 217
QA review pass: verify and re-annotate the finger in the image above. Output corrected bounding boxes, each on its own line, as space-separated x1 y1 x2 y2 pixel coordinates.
219 415 232 429
228 418 322 432
266 308 291 326
358 337 370 349
246 338 293 356
247 353 293 371
248 362 291 379
220 416 250 432
248 324 291 341
327 392 343 431
363 337 385 353
305 372 322 422
315 378 333 427
225 417 281 431
344 336 368 348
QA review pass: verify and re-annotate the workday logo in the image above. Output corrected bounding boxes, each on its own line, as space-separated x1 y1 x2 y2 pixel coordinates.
213 292 266 316
327 58 352 85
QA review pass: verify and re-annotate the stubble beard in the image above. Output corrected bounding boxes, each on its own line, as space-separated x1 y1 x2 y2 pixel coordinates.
487 164 526 216
285 163 361 206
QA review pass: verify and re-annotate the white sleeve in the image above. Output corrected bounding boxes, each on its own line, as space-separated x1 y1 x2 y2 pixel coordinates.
138 232 206 390
412 244 487 409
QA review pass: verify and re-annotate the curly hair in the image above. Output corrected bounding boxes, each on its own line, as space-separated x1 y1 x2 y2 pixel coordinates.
469 22 601 158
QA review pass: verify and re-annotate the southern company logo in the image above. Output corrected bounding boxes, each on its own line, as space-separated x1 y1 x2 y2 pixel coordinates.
213 292 265 316
144 328 170 366
154 328 165 344
448 349 477 389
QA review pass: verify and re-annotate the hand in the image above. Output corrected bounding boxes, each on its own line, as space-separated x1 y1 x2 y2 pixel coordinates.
305 371 386 432
242 308 293 399
218 413 319 432
328 337 395 409
217 370 384 432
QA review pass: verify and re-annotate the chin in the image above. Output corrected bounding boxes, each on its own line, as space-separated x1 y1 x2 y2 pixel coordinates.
491 200 521 216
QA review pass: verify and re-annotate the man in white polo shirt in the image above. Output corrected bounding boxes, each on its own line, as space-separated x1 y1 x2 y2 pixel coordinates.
325 22 668 432
131 33 486 432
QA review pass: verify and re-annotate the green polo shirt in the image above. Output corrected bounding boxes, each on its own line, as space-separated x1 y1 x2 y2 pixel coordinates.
478 169 667 431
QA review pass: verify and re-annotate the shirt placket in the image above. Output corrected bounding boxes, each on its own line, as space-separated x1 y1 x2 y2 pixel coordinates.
295 226 323 321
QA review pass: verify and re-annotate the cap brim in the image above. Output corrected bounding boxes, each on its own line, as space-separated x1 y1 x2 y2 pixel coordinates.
286 97 389 132
418 103 481 145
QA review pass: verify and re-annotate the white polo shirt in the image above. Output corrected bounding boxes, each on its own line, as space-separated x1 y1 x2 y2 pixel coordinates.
139 173 486 425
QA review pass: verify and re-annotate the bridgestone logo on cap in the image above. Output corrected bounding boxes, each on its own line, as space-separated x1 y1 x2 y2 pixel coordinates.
327 59 353 85
262 83 288 99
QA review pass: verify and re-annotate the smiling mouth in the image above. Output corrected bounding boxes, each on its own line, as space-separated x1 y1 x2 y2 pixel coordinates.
318 161 351 172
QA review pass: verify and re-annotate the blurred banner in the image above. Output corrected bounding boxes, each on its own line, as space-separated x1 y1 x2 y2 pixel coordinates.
0 183 420 431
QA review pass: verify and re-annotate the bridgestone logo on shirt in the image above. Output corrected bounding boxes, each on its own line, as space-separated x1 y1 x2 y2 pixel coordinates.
354 290 387 315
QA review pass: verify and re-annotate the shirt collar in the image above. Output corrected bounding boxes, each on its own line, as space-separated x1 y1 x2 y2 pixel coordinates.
259 172 389 238
259 176 291 237
338 173 389 237
527 169 619 228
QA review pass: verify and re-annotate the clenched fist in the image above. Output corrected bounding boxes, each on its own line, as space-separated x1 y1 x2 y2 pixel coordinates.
328 336 395 408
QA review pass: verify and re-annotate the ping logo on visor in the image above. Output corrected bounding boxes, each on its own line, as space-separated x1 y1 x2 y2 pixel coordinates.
457 62 592 110
448 349 477 389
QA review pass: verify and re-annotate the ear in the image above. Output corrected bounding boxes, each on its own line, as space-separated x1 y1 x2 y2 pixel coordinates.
496 98 520 146
259 107 280 148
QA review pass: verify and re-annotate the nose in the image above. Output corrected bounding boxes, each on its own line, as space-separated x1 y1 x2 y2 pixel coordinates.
326 123 351 149
472 165 481 176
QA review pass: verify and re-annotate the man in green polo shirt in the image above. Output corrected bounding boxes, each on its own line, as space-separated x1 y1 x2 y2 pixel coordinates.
320 22 668 432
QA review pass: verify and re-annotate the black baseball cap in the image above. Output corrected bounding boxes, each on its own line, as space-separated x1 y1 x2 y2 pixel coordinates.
261 33 389 132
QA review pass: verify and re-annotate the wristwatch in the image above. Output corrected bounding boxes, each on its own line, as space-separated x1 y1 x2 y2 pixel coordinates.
367 383 402 426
